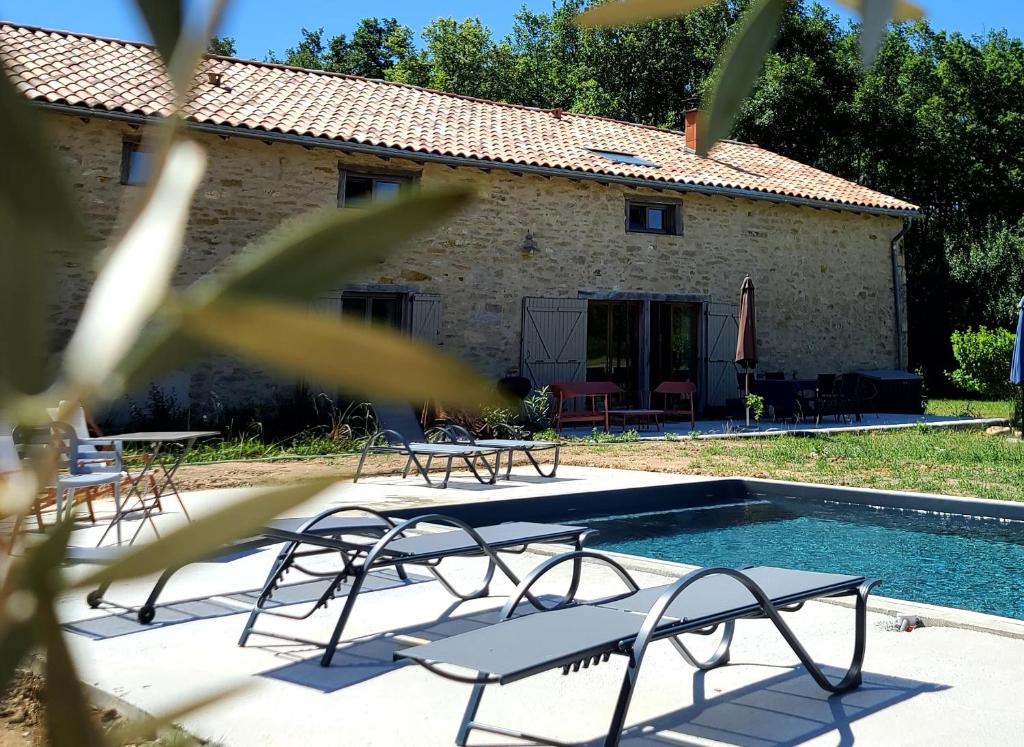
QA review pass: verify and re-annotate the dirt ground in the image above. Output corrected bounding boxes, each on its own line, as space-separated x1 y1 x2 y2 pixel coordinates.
0 673 44 747
0 670 205 747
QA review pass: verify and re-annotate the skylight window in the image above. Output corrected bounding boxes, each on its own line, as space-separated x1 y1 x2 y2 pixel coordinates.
586 148 660 168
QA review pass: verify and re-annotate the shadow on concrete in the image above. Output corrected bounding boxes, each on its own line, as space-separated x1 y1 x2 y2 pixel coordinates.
258 597 566 693
611 665 947 747
62 569 421 640
350 474 580 491
259 603 946 743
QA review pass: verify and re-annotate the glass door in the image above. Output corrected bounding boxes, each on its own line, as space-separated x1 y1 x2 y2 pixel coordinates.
586 300 641 403
650 302 699 388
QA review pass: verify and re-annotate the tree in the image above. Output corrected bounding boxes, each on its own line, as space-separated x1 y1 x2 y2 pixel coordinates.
208 35 236 56
346 18 415 78
948 220 1024 328
389 18 513 100
268 20 415 78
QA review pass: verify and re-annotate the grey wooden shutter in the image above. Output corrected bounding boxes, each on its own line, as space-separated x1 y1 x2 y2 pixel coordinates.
410 294 442 345
521 297 588 388
306 293 344 399
704 301 740 408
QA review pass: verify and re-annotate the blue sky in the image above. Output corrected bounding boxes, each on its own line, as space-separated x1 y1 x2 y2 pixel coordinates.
2 1 1022 60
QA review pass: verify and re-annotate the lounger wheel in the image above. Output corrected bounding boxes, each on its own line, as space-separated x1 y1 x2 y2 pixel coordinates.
137 605 156 624
86 590 103 608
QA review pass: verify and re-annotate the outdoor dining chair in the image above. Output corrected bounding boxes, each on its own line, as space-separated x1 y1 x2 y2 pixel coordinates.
10 421 124 528
396 552 879 747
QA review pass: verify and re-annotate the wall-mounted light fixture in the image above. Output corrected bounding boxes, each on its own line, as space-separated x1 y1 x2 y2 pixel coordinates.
522 230 539 254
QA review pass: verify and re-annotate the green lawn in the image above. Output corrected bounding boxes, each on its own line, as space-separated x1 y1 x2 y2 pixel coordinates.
926 398 1013 420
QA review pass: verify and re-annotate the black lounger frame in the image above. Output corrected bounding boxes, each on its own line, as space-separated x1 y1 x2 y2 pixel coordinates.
403 551 879 747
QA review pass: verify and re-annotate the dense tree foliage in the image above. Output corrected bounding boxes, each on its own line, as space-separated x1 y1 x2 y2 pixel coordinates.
263 1 1024 385
208 35 236 56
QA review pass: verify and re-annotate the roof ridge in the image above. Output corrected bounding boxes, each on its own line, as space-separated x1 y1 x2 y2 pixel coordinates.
0 20 919 213
0 20 690 140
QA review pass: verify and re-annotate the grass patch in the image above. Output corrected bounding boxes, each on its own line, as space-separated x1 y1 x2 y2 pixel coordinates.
557 428 1024 502
926 398 1012 419
123 432 363 465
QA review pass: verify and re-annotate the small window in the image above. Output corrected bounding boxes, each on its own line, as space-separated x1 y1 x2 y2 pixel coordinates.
120 140 153 186
340 292 404 328
626 200 680 235
339 170 407 207
587 148 660 168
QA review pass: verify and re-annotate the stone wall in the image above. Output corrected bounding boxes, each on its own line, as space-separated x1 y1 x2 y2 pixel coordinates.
44 112 908 412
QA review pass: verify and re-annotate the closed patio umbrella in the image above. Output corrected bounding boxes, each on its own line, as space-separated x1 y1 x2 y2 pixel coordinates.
736 276 757 426
1010 297 1024 430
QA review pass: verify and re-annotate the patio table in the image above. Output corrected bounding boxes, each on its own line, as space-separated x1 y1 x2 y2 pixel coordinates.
609 408 663 433
96 431 218 546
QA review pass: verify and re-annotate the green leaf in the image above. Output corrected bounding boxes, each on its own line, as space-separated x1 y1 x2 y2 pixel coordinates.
40 604 105 747
180 296 498 408
858 0 895 67
71 478 338 589
62 140 206 400
0 622 34 702
114 187 474 394
832 0 925 23
0 61 85 402
111 321 198 398
190 187 474 305
697 0 787 156
136 0 229 96
0 521 77 695
578 0 716 27
135 0 185 64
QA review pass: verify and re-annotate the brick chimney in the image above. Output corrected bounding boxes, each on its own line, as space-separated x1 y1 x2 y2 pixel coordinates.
684 107 699 153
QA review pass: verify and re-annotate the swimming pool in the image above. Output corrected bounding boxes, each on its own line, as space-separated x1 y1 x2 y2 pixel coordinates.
574 496 1024 620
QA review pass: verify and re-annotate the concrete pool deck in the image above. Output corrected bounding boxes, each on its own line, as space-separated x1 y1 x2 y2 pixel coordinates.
56 467 1024 746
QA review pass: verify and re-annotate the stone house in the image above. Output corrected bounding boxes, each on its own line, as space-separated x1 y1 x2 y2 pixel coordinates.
1 23 919 414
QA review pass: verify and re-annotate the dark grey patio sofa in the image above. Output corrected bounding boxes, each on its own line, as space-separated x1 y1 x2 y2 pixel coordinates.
396 551 880 747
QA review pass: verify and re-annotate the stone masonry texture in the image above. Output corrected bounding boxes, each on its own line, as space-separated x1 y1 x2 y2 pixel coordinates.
44 113 908 413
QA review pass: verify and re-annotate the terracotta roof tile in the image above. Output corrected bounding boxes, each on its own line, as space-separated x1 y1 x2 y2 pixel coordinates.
0 22 918 214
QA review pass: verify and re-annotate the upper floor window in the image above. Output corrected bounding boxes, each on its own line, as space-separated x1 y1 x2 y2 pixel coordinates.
338 169 410 207
120 140 153 186
626 200 681 235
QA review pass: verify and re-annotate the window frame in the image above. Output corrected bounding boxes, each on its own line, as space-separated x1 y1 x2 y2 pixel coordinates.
625 199 683 236
119 138 152 186
337 167 417 208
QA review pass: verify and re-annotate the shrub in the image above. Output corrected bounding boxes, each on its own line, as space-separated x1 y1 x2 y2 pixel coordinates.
948 327 1016 399
744 392 766 422
521 386 553 432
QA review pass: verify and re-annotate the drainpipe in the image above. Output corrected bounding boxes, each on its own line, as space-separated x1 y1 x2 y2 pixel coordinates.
890 220 911 370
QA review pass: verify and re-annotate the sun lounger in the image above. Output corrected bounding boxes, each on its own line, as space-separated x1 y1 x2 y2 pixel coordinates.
354 403 502 488
395 551 880 747
440 423 560 479
71 506 399 623
238 512 595 666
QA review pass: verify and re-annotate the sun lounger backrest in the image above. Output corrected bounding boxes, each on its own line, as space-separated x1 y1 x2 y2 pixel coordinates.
372 402 429 445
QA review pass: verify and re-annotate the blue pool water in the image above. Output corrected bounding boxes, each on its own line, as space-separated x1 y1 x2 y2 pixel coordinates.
577 497 1024 619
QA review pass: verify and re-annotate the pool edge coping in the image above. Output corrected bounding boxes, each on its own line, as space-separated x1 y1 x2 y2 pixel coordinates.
529 541 1024 641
